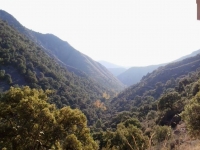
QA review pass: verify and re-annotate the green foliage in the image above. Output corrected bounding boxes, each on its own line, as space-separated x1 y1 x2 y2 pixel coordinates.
4 74 12 84
158 92 180 111
146 110 157 120
181 91 200 138
112 51 200 116
191 81 200 96
95 119 103 128
0 86 98 149
0 19 110 125
109 123 148 150
94 118 148 150
123 118 142 128
153 125 172 143
157 92 183 127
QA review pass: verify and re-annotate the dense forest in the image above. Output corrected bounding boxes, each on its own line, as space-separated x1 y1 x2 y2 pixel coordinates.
93 56 200 149
0 19 112 126
1 10 200 150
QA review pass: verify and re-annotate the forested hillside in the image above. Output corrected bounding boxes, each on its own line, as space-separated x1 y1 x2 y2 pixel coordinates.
0 19 112 126
92 52 200 149
0 10 124 92
110 53 200 116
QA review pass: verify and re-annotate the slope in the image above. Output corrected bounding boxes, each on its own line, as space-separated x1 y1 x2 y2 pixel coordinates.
110 53 200 117
107 67 127 76
98 60 123 68
0 10 124 92
98 60 127 76
0 19 109 125
92 52 200 149
174 49 200 62
117 50 200 87
117 64 164 86
117 50 200 86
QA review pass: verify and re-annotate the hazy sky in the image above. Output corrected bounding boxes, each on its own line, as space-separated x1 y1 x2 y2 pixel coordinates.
1 0 200 67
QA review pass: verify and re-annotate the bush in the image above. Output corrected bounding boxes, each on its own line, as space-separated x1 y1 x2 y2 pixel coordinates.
181 91 200 138
153 125 172 143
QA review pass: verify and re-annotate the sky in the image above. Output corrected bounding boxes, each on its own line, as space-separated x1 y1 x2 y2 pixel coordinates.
1 0 200 67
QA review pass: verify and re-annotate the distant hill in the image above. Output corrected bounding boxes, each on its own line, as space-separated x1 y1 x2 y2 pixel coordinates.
116 50 200 86
98 60 127 76
0 10 124 92
107 68 127 76
117 64 164 86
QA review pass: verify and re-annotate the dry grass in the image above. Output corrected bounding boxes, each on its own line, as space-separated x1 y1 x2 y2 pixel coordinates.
149 139 200 150
176 139 200 150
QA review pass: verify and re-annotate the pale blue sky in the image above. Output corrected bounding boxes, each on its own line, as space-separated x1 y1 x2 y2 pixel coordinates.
1 0 200 67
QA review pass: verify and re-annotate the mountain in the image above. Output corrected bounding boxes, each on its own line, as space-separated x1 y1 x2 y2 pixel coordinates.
1 10 200 149
111 53 200 115
117 64 164 86
98 60 123 68
174 49 200 62
107 67 127 76
98 60 127 77
0 19 113 124
0 10 124 92
117 50 200 86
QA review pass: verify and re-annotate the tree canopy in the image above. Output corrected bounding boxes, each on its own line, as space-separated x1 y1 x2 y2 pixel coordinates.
181 91 200 138
0 86 98 150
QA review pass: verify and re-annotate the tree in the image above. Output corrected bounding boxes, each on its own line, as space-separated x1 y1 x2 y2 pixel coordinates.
181 91 200 138
152 125 172 143
158 92 180 111
4 73 12 84
157 92 182 126
0 86 98 150
111 123 148 150
191 81 200 96
98 119 148 150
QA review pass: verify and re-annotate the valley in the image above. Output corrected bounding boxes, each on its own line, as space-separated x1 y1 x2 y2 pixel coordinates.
0 9 200 150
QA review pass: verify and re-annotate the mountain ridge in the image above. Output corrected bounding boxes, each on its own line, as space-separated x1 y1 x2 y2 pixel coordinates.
0 18 117 126
115 49 200 86
0 10 124 92
117 64 164 86
98 60 125 68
